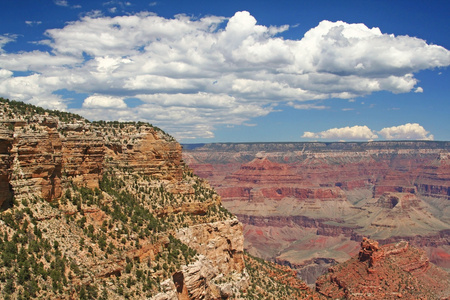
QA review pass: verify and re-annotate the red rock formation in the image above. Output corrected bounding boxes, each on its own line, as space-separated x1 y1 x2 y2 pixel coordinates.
1 114 183 205
316 238 450 299
62 128 104 189
9 118 64 201
105 128 182 182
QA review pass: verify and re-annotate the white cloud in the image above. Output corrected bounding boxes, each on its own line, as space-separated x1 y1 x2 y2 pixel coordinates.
302 132 317 139
378 123 434 140
414 87 423 93
0 69 13 79
54 0 68 7
287 101 329 110
302 123 435 141
302 125 378 140
0 34 17 53
0 11 449 140
0 51 80 72
82 95 127 109
25 21 42 26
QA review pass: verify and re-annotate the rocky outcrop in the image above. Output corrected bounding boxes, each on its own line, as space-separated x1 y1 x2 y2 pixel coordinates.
9 117 64 202
316 238 450 299
0 115 107 206
105 128 182 181
150 219 248 299
176 219 245 275
153 255 248 300
0 126 13 207
61 126 104 189
0 111 185 204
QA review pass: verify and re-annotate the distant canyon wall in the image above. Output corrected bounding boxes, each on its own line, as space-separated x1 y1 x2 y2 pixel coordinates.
183 142 450 281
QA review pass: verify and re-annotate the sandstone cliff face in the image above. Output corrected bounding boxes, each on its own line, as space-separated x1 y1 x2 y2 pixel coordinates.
61 124 104 189
183 142 450 283
316 238 450 299
151 219 248 300
177 219 245 275
105 127 183 182
0 116 105 205
8 117 64 202
0 113 185 206
150 219 248 299
0 126 13 208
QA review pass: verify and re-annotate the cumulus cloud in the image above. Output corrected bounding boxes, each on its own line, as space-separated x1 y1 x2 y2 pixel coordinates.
0 11 449 140
302 125 378 140
302 123 434 141
0 69 13 79
378 123 434 140
82 95 127 109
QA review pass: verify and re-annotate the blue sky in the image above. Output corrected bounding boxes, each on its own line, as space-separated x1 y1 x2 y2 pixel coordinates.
0 0 449 142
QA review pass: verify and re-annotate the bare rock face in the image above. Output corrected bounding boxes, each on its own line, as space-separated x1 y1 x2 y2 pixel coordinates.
9 118 64 202
105 128 183 181
61 129 104 189
0 112 184 204
152 218 248 300
176 219 245 275
179 256 221 300
3 118 105 203
316 238 450 299
153 254 248 300
0 126 13 207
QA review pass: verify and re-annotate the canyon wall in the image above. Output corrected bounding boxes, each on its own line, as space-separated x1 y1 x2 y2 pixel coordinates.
0 100 249 299
183 142 450 283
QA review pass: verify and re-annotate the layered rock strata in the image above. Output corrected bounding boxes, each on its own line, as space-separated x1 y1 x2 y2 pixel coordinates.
183 142 450 283
0 117 184 205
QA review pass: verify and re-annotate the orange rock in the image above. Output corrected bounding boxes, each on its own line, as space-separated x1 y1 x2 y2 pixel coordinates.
316 239 450 299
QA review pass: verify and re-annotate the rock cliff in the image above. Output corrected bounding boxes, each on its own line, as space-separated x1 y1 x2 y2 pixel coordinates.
316 238 450 299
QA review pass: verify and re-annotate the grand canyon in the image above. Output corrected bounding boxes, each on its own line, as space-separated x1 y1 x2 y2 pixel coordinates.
0 97 449 299
183 142 450 285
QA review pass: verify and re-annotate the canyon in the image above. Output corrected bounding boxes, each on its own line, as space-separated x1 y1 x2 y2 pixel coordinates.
183 142 450 284
1 97 449 299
